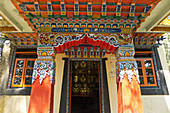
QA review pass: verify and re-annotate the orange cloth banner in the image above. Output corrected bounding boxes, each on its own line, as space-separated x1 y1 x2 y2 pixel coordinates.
118 74 144 113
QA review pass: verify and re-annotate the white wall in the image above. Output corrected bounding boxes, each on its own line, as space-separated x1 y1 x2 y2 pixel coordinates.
0 96 30 113
105 54 118 113
53 53 65 113
142 96 170 113
141 45 170 113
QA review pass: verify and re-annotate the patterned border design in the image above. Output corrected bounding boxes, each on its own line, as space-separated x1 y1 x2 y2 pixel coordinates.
33 18 139 26
116 45 135 58
39 33 86 46
100 60 104 113
35 22 136 29
116 58 140 83
87 34 119 47
66 59 70 113
116 45 140 83
152 47 161 87
11 0 161 33
39 27 132 34
38 28 131 36
39 33 132 47
134 45 153 49
37 46 55 57
66 58 104 113
151 27 170 31
32 60 55 84
65 46 107 58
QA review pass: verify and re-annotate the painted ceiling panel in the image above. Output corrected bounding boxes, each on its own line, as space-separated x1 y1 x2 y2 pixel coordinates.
0 0 167 47
9 0 162 33
37 0 47 4
135 0 158 5
18 0 34 3
106 0 118 3
121 0 134 4
65 0 74 4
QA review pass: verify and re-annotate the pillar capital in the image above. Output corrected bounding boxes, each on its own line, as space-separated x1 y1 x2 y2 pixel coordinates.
37 46 55 59
116 45 139 83
32 46 55 84
116 45 135 59
116 59 139 83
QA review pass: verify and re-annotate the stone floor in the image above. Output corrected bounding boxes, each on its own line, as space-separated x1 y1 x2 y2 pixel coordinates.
71 96 99 113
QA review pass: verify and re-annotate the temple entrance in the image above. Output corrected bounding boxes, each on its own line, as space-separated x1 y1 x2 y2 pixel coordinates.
70 61 101 113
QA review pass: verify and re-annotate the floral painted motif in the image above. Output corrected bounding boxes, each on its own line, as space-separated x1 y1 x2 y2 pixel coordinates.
39 33 132 47
116 60 140 83
32 60 55 84
39 33 86 46
116 45 139 83
116 45 135 58
37 46 55 57
87 34 119 47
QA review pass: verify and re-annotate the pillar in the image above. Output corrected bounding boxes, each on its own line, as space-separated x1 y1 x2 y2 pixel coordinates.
0 39 10 94
28 46 55 113
116 45 144 113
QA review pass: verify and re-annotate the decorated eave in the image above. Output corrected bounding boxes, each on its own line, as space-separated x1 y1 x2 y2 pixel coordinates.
39 33 121 53
5 33 38 45
0 14 17 32
151 13 170 32
11 0 161 33
132 32 163 45
3 0 164 51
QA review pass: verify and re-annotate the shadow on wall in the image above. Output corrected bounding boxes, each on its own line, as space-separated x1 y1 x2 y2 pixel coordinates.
0 96 30 113
142 96 170 113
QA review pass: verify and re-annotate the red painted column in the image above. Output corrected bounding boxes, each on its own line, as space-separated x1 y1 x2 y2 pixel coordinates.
28 47 55 113
28 76 54 113
116 45 144 113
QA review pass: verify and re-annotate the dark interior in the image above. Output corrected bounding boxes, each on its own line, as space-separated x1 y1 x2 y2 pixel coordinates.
71 61 100 113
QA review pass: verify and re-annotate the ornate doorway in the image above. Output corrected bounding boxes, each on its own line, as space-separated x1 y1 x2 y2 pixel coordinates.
69 60 102 113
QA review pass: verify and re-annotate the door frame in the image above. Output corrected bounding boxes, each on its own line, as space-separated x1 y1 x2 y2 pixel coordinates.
66 58 104 113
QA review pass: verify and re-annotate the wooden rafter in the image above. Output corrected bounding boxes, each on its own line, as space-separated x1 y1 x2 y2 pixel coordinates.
148 0 161 6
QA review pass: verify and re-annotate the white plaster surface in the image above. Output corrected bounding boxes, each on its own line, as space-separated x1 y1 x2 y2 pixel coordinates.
141 45 170 113
53 53 65 113
105 54 118 113
142 96 170 113
0 96 30 113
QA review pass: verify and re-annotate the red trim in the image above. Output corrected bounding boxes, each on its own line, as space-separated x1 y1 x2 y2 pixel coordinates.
54 34 118 53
